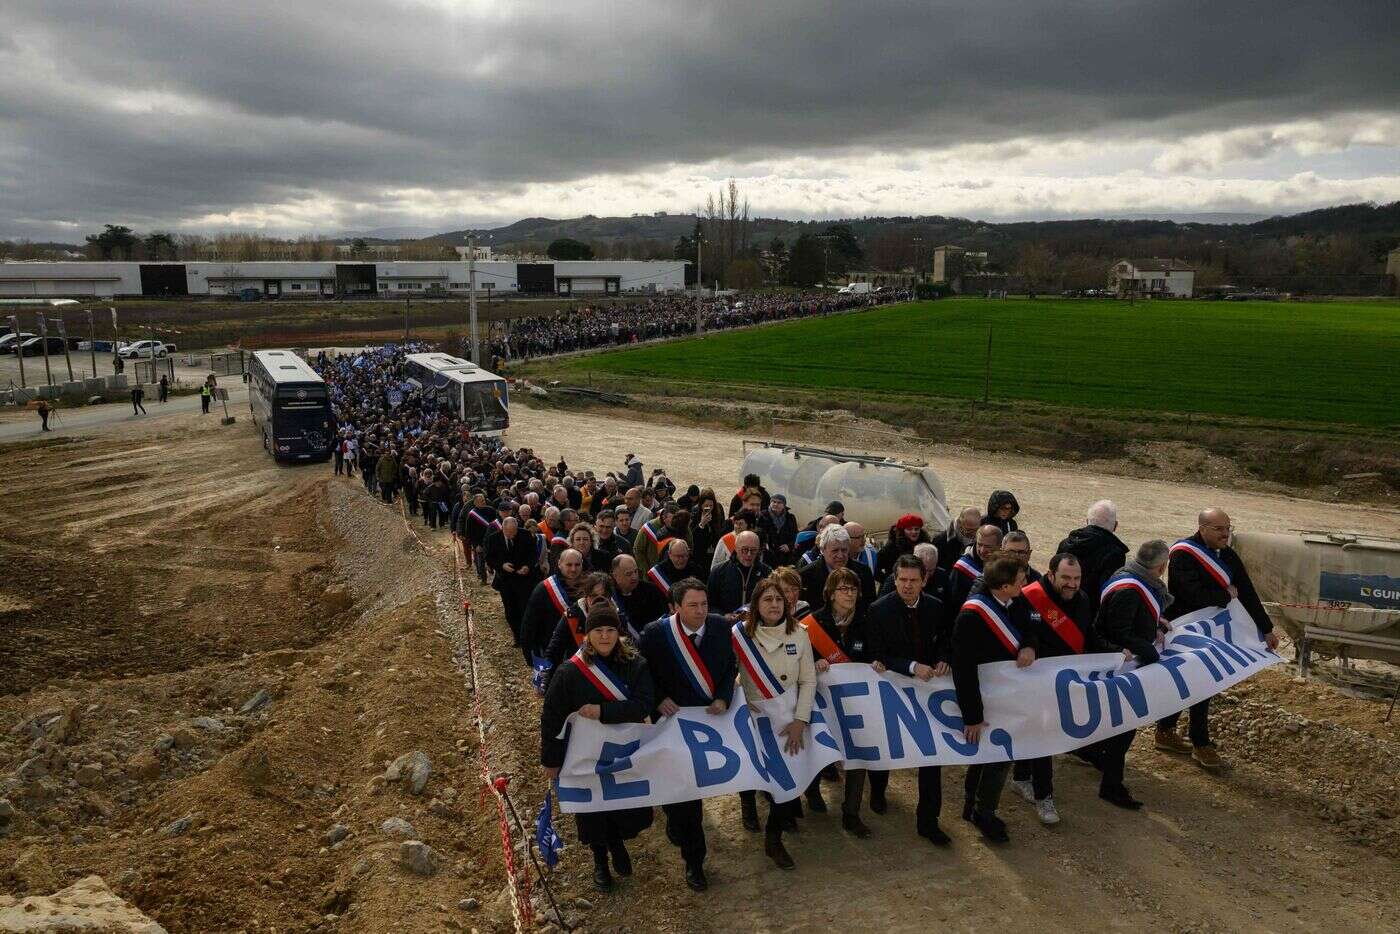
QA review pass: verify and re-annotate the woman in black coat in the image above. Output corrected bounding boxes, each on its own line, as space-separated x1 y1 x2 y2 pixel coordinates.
688 487 726 568
541 604 655 891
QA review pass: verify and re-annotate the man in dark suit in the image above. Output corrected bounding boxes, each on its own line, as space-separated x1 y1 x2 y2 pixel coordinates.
637 578 736 893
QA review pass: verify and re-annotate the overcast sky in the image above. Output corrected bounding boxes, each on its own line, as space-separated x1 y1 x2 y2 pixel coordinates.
4 0 1399 241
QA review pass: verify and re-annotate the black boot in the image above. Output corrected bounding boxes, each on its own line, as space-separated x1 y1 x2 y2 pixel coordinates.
608 840 633 876
684 862 708 892
841 813 872 838
591 845 614 891
741 795 760 833
765 831 795 870
806 787 828 813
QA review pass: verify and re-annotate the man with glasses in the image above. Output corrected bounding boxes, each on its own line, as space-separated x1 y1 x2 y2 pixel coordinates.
999 531 1042 585
707 530 772 615
1156 508 1280 769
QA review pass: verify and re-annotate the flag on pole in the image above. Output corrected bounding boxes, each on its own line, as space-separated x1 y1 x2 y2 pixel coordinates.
535 789 565 868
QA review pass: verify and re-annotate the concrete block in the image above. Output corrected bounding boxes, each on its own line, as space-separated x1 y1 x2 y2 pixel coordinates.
37 384 61 399
61 381 85 397
12 388 36 403
84 377 106 392
106 374 128 390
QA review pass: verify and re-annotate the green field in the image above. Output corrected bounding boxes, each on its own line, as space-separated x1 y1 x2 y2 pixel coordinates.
552 298 1400 427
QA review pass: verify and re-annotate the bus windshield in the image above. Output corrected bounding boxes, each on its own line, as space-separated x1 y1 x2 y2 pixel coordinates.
464 380 508 430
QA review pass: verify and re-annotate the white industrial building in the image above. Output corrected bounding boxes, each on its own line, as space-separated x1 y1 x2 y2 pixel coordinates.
1109 258 1195 298
0 260 688 299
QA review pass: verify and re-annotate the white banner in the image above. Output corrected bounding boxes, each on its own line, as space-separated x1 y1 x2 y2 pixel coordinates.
557 601 1280 812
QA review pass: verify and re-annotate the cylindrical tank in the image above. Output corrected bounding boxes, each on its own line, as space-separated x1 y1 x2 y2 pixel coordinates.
739 444 950 536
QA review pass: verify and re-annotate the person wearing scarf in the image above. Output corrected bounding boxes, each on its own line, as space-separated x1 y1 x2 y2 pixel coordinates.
1093 539 1175 810
736 578 815 871
541 605 655 891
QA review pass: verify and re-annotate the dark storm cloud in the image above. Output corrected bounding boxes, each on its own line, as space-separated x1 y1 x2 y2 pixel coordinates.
3 0 1398 238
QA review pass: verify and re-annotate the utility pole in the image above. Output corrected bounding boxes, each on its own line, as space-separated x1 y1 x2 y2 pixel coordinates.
8 314 24 388
57 318 74 381
695 236 703 336
467 235 480 364
912 237 923 283
38 313 53 385
110 307 119 374
87 309 97 379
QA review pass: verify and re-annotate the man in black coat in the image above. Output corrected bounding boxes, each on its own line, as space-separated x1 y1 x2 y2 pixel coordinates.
637 579 737 893
592 508 626 569
1094 539 1175 810
484 516 538 652
944 524 1003 624
799 526 876 611
707 530 771 615
863 555 950 845
1009 553 1099 825
1056 499 1129 614
878 542 947 603
1156 508 1279 769
520 549 586 667
611 554 667 630
931 506 982 574
758 494 798 567
951 556 1035 844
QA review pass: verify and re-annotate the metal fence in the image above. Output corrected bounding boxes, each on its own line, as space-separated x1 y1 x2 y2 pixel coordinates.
210 351 248 376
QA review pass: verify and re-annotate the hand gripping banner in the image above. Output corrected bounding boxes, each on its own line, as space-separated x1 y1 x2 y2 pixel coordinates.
555 600 1280 813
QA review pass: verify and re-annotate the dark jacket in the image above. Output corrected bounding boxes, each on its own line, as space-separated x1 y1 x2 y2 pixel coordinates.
689 512 726 566
929 526 969 575
980 490 1020 535
1096 569 1169 664
863 590 948 675
1167 533 1271 633
878 527 933 579
951 586 1036 726
943 549 985 624
617 584 668 632
521 576 581 659
799 558 876 612
707 557 772 615
879 567 949 605
1056 524 1128 613
1020 581 1100 657
592 532 625 570
484 530 538 593
540 649 654 768
805 603 871 662
728 486 770 517
758 510 799 567
638 613 737 714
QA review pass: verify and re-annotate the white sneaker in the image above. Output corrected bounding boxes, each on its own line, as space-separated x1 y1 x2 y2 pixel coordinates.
1036 797 1061 826
1010 779 1035 804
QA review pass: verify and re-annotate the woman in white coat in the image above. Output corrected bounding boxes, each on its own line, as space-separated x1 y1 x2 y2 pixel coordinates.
733 576 816 870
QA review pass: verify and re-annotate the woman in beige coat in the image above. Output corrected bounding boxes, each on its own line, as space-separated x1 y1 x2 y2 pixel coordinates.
734 577 816 870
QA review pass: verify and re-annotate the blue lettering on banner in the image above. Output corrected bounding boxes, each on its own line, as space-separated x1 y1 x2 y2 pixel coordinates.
1209 609 1234 644
829 681 879 761
1055 669 1101 739
734 709 796 791
877 680 936 758
1156 654 1192 699
597 740 649 800
989 728 1014 759
556 783 593 804
809 694 841 752
1101 671 1148 728
1173 633 1237 677
927 689 977 756
677 718 740 787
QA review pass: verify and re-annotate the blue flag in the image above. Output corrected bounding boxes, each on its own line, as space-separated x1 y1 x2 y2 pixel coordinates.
531 654 553 697
535 790 564 868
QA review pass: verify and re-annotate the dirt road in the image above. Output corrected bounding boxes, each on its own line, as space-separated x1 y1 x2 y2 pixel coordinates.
2 400 1397 933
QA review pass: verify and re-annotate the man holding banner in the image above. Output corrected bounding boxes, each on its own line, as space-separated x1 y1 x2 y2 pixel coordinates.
637 578 736 892
953 556 1035 844
1157 509 1279 769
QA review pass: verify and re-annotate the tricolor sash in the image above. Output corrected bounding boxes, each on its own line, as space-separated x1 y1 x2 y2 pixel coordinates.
646 562 673 597
854 543 878 573
731 622 786 699
1020 581 1084 654
800 613 850 664
664 615 716 700
535 534 548 561
542 575 571 615
953 555 982 580
569 650 630 701
1101 574 1163 622
470 510 493 529
962 593 1022 655
718 531 736 557
611 596 638 640
642 520 673 553
490 518 502 531
1170 539 1232 589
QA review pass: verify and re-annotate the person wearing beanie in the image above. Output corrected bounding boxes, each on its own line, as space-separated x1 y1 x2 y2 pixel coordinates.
541 603 655 891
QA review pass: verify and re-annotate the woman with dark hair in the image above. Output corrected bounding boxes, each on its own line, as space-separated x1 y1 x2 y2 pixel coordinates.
734 577 815 870
689 487 725 568
541 604 655 890
876 513 931 578
981 491 1021 534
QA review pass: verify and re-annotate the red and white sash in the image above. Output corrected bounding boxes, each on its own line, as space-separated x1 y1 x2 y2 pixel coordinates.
646 562 673 597
1019 580 1084 654
542 575 570 615
569 650 630 701
642 520 671 550
962 593 1023 655
731 622 786 699
953 555 981 580
1170 539 1232 588
665 615 716 700
1101 574 1163 622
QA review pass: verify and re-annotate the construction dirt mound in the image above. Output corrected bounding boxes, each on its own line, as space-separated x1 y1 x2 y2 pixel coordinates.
0 404 1398 932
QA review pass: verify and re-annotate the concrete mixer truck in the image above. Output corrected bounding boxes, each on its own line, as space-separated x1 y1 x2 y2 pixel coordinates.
739 442 951 538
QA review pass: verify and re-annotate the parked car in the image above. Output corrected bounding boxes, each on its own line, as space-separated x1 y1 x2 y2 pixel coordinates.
117 339 174 359
19 336 68 357
0 332 38 354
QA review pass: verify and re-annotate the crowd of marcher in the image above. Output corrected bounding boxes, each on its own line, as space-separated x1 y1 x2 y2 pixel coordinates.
314 331 1279 895
486 288 909 361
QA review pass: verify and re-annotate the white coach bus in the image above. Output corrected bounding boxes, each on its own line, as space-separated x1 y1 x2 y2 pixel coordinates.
403 352 510 437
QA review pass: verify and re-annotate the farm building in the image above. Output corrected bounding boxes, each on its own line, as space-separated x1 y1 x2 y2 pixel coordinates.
0 260 688 299
1110 258 1195 298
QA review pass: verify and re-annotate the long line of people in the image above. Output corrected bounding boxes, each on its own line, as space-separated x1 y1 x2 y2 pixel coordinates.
317 347 1279 894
